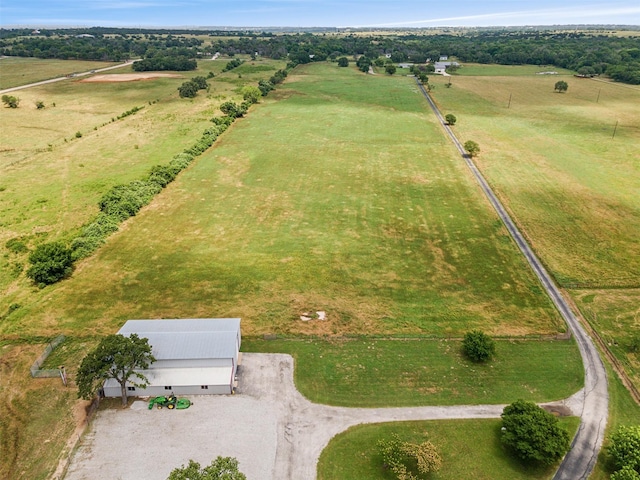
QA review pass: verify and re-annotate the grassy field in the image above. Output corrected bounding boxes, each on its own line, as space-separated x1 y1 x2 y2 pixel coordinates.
0 57 121 90
427 67 640 391
1 63 563 340
0 56 287 480
242 337 583 406
428 70 640 287
0 56 286 304
574 289 640 393
454 64 575 76
317 417 581 480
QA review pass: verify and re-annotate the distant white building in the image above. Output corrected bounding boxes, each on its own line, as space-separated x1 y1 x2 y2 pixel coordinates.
434 61 460 74
103 318 241 397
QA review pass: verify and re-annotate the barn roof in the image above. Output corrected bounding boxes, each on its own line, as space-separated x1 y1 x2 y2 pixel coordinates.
117 318 240 360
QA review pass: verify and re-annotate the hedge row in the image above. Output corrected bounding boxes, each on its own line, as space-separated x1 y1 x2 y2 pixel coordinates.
27 122 232 285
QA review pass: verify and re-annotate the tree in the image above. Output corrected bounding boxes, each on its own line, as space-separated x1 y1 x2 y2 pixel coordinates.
168 457 246 480
608 426 640 473
445 114 457 126
378 433 442 479
501 400 570 465
77 334 156 406
611 466 640 480
26 241 74 286
464 140 480 158
462 330 495 362
554 80 569 92
191 76 209 90
220 101 246 118
385 64 397 75
241 85 262 104
2 95 20 108
337 56 349 67
178 81 198 98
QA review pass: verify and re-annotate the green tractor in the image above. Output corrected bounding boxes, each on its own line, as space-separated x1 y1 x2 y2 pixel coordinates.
148 394 191 410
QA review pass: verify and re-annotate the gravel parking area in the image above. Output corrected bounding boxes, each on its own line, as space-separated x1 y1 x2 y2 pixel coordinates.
63 353 581 480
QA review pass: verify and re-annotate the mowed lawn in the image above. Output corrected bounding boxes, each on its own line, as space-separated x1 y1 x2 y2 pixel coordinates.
317 418 581 480
7 62 566 338
243 337 583 406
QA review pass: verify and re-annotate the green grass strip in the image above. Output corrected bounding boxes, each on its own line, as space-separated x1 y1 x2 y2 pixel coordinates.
242 337 583 406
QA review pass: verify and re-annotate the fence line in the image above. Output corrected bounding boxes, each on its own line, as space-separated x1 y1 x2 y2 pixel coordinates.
30 335 65 378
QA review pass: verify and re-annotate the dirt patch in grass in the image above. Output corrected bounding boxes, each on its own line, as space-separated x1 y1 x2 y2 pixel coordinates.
81 73 183 82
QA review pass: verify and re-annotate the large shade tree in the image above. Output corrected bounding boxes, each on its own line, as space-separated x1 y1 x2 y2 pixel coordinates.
501 400 570 465
77 334 156 406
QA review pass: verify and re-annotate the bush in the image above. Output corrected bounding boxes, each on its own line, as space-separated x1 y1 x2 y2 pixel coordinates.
26 241 74 286
2 95 20 108
98 180 162 220
612 466 640 480
445 114 457 125
337 57 349 67
222 58 244 72
178 81 199 98
378 433 442 479
501 400 570 465
608 426 640 473
462 330 495 362
220 101 247 119
241 85 262 104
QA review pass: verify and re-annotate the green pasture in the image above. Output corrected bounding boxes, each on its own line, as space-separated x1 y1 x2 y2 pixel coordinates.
0 57 120 90
454 63 575 76
574 289 640 393
243 337 583 406
428 74 640 288
0 58 285 300
1 63 564 338
317 418 580 480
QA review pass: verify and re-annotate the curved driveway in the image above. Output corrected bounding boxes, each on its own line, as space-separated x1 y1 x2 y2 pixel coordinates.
416 80 608 479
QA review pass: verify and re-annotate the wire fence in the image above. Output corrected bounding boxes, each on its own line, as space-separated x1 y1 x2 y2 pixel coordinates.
30 335 65 378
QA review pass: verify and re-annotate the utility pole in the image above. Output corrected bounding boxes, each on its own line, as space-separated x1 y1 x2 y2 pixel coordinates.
612 120 619 139
596 89 601 103
508 93 512 109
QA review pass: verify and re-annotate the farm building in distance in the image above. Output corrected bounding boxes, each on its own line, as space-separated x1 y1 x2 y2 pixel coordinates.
102 318 241 397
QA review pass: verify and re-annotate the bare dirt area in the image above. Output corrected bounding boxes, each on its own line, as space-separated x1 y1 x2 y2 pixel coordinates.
61 353 583 480
81 73 183 83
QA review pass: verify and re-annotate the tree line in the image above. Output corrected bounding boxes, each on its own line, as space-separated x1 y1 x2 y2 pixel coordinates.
1 28 638 83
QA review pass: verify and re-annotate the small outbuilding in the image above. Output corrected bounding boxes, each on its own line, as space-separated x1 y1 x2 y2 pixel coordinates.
103 318 241 397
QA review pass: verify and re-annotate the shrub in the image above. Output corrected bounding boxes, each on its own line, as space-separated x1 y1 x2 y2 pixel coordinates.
611 466 640 480
462 330 496 362
608 426 640 473
2 95 20 108
378 433 442 479
6 237 28 254
98 180 162 220
337 57 349 67
35 100 45 109
26 241 74 286
445 114 457 125
75 131 82 138
501 400 570 465
222 58 245 72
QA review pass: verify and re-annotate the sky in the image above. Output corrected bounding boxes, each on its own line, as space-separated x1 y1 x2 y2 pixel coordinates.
1 0 639 28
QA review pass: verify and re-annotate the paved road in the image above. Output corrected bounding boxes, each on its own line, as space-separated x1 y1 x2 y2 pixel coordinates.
416 79 609 479
0 59 137 95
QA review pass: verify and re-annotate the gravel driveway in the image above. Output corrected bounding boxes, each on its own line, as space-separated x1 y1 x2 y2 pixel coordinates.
63 353 581 480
